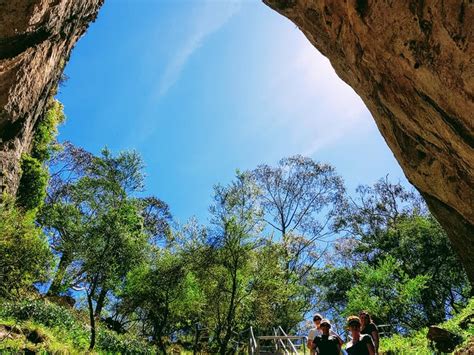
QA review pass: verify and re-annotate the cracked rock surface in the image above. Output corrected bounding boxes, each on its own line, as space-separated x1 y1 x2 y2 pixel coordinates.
0 0 103 195
0 0 472 285
263 0 473 283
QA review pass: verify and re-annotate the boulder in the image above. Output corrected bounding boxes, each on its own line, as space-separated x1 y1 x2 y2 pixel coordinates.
427 326 463 353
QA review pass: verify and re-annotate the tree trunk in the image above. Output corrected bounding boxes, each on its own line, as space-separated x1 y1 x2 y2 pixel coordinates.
87 291 96 351
94 287 108 318
47 251 72 296
220 269 238 355
193 323 200 355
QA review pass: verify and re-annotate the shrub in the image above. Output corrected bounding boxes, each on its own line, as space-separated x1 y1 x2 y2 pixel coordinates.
16 154 49 211
31 99 65 162
0 199 53 297
0 299 157 353
97 328 157 354
0 299 78 329
0 299 89 349
380 298 474 353
16 98 65 212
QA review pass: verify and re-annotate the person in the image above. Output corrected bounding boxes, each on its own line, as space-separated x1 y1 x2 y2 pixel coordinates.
307 314 343 354
359 311 379 354
307 314 323 355
312 319 341 355
345 316 375 355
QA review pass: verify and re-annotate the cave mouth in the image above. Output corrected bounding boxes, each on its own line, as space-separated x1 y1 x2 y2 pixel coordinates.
53 0 410 223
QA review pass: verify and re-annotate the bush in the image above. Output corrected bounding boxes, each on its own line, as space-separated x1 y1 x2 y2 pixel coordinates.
97 328 157 354
16 154 49 211
0 299 157 353
0 299 89 349
16 98 65 212
0 199 53 297
31 99 65 162
0 299 78 329
380 298 474 354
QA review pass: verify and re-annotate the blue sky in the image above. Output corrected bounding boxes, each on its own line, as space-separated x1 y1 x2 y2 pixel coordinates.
57 0 410 222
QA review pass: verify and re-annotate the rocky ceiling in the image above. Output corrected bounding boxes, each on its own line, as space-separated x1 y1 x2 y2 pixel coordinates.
0 0 472 284
263 0 473 285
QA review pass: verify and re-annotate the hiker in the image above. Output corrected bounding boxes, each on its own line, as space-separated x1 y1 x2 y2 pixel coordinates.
307 314 324 355
312 319 341 355
359 311 379 354
307 314 343 354
345 316 375 355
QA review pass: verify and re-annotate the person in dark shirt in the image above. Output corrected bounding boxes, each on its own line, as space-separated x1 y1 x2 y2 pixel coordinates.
312 319 341 355
359 311 379 354
345 316 375 355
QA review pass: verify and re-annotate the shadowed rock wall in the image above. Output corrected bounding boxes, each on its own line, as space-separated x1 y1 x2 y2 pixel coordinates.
0 0 472 285
0 0 103 195
263 0 474 283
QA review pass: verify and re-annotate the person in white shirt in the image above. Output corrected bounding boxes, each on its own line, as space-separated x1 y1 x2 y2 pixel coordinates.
307 313 343 354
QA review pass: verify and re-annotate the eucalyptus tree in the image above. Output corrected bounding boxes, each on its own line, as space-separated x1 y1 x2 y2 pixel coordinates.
39 142 94 295
40 144 171 349
119 249 202 354
250 156 344 330
325 178 470 327
204 171 264 354
251 155 345 279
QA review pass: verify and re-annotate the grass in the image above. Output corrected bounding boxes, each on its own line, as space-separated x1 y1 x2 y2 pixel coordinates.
0 299 157 354
0 317 82 354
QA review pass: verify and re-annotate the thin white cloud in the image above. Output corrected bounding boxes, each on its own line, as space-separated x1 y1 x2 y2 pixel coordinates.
257 31 371 157
156 1 241 98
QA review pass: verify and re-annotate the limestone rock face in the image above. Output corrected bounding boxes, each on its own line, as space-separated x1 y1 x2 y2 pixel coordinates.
0 0 103 195
263 1 473 282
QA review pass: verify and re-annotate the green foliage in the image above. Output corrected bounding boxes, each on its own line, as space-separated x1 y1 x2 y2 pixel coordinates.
248 242 307 331
96 328 157 354
0 198 53 297
0 299 156 354
16 99 65 211
0 299 89 350
31 99 65 162
329 179 470 330
6 141 471 354
16 154 49 211
344 256 429 328
380 298 474 354
120 250 201 353
0 299 77 329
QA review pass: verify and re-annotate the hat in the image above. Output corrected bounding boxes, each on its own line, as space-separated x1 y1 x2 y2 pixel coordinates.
320 319 331 328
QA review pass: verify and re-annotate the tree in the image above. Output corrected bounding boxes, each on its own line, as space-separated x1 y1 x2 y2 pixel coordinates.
0 197 53 298
39 142 94 295
245 240 304 333
120 250 202 354
251 155 344 329
344 257 429 332
204 171 264 354
41 143 172 297
332 178 470 327
40 146 160 349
